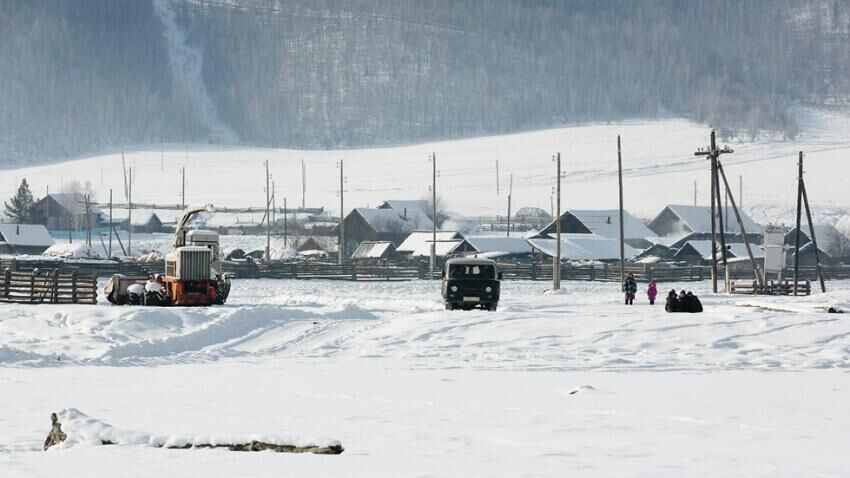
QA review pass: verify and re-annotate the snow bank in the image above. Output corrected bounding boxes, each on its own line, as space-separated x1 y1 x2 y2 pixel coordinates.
43 243 103 259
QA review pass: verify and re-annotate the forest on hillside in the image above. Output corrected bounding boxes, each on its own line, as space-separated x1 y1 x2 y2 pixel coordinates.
1 0 849 164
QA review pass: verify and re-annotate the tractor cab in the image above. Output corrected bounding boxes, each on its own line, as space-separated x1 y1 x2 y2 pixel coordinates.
441 257 502 311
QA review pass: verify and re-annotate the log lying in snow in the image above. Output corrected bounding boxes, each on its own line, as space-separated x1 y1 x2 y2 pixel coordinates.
43 409 343 455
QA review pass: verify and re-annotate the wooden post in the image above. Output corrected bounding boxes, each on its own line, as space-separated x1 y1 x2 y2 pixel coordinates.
800 176 827 293
52 270 59 303
265 160 270 262
71 271 78 303
717 161 764 287
430 153 437 279
794 153 803 295
617 136 625 286
4 268 10 299
713 159 728 291
554 153 561 290
108 189 113 258
339 159 344 266
709 154 719 293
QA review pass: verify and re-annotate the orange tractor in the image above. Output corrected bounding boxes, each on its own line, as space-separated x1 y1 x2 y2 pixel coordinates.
106 205 231 306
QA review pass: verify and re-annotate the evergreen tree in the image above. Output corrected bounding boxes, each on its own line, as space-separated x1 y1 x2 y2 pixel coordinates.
4 179 40 224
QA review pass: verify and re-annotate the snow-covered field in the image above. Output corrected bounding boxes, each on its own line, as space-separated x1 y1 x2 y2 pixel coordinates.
2 279 850 476
3 107 850 225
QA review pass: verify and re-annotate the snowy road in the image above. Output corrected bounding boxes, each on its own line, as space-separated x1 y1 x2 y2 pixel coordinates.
1 280 850 476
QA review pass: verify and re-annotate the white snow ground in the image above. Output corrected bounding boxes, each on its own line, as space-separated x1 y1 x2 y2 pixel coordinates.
2 279 850 476
3 107 850 225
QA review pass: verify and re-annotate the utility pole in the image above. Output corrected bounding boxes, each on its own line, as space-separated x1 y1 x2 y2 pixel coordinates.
128 167 133 257
618 136 625 285
793 153 803 295
554 153 562 291
430 153 437 279
181 166 186 209
695 129 733 293
283 197 288 248
739 175 743 211
301 159 306 209
506 174 513 237
108 189 113 258
713 155 729 290
496 160 500 196
265 160 271 262
121 153 128 201
338 159 344 265
272 180 276 226
718 161 763 288
794 152 826 294
84 194 91 247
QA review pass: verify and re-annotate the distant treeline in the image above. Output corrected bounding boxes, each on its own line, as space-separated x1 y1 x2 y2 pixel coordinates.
1 0 848 163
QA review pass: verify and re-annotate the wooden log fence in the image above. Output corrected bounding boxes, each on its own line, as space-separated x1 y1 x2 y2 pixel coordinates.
1 268 97 304
1 256 849 285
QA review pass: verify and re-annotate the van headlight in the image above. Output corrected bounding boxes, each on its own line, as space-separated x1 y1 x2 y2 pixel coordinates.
451 286 458 292
485 286 492 293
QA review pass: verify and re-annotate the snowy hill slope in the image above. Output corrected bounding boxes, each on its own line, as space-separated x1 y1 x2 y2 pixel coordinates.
3 108 849 226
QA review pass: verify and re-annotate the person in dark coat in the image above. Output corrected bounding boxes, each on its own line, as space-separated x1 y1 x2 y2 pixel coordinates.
623 272 637 305
685 291 703 313
665 289 679 313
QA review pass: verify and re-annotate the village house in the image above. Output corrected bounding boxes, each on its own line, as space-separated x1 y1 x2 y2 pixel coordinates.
35 192 104 231
0 223 55 255
341 207 433 254
648 204 762 243
537 209 656 249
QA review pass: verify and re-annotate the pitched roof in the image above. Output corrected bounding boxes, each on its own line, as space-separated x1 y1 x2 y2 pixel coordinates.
0 224 55 247
539 209 654 240
463 235 533 255
397 231 469 257
44 192 102 216
109 210 160 226
660 204 761 235
676 240 765 260
353 208 434 234
397 231 462 253
351 241 396 259
527 234 638 261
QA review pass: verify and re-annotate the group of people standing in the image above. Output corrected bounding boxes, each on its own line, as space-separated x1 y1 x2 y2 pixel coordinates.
621 272 702 313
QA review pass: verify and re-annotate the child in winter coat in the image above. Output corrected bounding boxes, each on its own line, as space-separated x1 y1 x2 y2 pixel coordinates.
622 272 637 305
647 281 657 305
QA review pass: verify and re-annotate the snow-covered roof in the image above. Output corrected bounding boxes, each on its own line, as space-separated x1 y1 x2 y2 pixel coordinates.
45 192 103 216
351 241 396 259
109 210 160 226
785 225 844 252
407 239 467 257
527 234 638 261
661 205 761 235
464 235 533 255
538 209 654 240
677 240 765 260
568 210 654 239
353 208 433 233
378 200 430 215
397 231 463 253
0 223 55 247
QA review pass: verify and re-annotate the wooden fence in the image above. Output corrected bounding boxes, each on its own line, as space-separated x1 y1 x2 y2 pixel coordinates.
1 255 848 285
1 269 98 304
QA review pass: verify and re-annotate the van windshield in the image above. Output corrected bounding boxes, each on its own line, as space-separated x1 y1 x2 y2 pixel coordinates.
448 264 495 280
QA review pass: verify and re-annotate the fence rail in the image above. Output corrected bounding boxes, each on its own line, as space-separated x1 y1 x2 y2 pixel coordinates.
0 256 847 285
1 269 97 304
